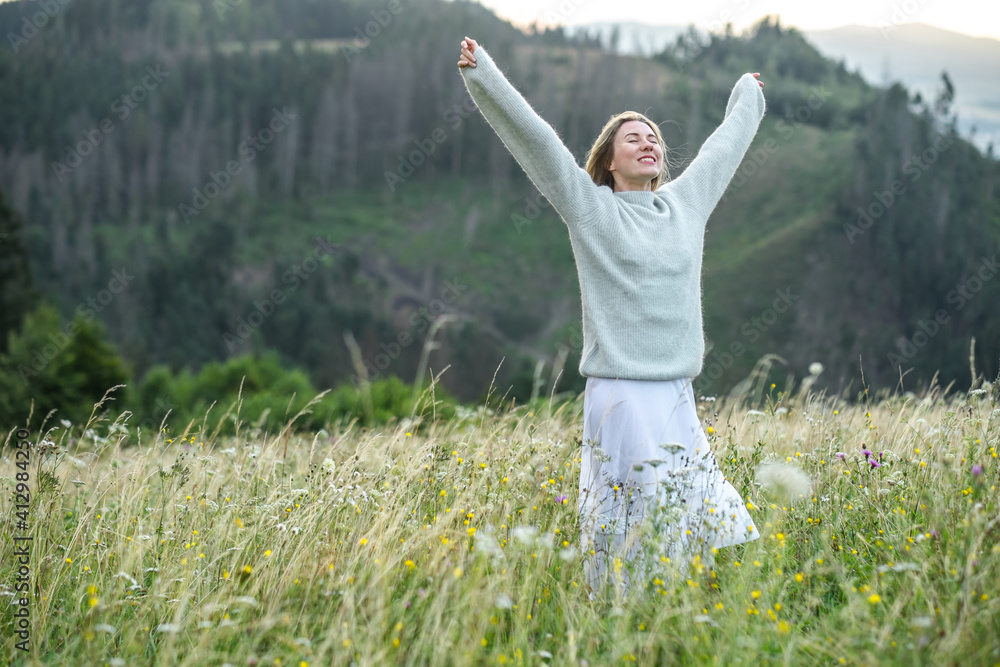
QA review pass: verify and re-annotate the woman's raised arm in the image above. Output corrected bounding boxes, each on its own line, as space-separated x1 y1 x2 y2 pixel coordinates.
458 37 608 229
660 72 766 219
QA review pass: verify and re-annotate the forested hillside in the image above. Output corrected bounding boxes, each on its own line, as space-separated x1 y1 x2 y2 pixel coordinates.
1 0 998 425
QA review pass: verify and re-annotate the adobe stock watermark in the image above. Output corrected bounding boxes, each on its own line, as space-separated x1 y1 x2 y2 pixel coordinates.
179 106 296 223
877 0 931 38
223 237 340 352
843 132 956 244
341 0 416 63
694 287 800 392
135 396 177 434
51 65 170 183
698 0 756 34
351 279 469 387
213 0 245 19
887 255 998 368
509 189 556 234
6 0 72 53
383 96 479 191
540 0 589 25
721 85 831 201
16 268 135 385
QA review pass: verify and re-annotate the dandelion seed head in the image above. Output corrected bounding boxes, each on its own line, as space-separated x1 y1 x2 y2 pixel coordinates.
512 526 538 545
756 462 812 504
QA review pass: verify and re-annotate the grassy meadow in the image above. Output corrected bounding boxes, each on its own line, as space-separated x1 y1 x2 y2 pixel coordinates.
2 370 999 666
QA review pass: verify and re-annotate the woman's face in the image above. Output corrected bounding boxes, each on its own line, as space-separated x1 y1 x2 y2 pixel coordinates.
607 120 662 190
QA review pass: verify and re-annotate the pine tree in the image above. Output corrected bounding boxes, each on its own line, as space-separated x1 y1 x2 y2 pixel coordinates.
0 188 36 353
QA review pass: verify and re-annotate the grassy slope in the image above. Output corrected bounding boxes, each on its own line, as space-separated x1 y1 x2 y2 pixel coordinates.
172 116 859 398
701 123 859 391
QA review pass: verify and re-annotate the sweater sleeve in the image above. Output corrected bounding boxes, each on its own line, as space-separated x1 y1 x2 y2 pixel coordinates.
660 73 766 217
459 46 608 228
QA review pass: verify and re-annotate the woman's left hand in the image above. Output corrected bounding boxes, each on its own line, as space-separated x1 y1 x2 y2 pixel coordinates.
752 72 764 88
458 36 479 69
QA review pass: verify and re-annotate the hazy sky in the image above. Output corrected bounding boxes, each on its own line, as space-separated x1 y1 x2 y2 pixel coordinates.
468 0 1000 41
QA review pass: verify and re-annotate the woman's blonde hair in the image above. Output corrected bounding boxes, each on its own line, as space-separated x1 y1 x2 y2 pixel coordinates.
584 111 673 191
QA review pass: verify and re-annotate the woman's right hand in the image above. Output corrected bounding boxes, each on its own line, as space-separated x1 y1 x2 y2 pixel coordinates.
458 36 478 69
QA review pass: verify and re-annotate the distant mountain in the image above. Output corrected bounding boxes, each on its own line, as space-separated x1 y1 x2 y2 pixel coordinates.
567 20 1000 153
806 23 1000 153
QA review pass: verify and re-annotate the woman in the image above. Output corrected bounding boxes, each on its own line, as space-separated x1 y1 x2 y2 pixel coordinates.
458 36 765 598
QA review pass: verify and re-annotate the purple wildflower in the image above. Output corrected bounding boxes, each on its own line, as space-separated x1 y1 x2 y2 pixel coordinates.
836 452 846 460
972 464 983 476
930 529 939 538
555 494 568 504
861 448 872 458
869 459 881 468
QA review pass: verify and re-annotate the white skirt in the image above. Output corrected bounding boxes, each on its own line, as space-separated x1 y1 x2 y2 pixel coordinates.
578 376 758 595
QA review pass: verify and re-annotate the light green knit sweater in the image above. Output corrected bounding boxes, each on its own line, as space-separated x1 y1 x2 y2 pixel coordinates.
459 46 766 381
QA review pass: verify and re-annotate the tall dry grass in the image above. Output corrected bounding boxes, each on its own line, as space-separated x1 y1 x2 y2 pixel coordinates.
2 363 999 665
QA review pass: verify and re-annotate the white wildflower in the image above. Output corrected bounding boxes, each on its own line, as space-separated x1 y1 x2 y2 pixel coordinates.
658 443 685 455
693 614 719 627
756 462 812 504
589 447 613 462
473 530 502 557
495 593 514 609
512 526 538 545
113 572 138 586
808 362 824 375
877 562 920 573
